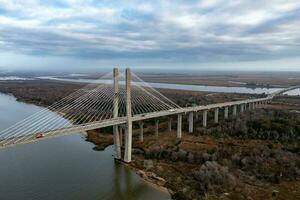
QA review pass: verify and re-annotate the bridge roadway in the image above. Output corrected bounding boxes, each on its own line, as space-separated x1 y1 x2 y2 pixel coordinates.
0 86 298 149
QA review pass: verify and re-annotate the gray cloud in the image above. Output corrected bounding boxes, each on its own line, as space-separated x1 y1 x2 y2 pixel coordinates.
0 0 300 68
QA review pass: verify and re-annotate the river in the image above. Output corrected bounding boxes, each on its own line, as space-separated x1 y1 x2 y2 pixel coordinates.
0 93 171 200
38 77 290 95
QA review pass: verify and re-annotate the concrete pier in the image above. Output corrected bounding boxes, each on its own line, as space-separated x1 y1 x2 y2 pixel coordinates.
240 104 244 113
177 114 182 138
188 112 194 133
168 117 172 132
224 107 229 119
155 120 159 137
233 105 237 117
119 127 123 147
139 121 144 142
124 68 133 163
203 110 207 127
113 68 121 160
214 108 219 123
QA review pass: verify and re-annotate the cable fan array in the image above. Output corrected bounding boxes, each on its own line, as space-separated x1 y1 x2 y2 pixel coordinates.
0 71 181 147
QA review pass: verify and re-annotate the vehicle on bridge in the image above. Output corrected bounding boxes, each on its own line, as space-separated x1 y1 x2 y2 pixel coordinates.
35 133 44 139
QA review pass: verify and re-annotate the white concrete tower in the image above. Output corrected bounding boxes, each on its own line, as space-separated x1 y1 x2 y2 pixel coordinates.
124 68 133 163
113 68 121 160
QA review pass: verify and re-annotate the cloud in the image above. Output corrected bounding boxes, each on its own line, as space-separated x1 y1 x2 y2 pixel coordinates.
0 0 300 69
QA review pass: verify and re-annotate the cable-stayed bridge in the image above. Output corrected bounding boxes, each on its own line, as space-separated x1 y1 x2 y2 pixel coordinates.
0 68 298 162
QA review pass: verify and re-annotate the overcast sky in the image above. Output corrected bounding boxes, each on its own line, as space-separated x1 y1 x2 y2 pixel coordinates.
0 0 300 71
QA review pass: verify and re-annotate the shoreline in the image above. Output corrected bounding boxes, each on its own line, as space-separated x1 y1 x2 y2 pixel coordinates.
117 159 172 196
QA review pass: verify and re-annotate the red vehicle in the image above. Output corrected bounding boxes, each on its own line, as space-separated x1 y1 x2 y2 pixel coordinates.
35 133 44 139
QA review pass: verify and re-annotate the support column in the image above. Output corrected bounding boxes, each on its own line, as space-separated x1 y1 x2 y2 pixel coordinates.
188 112 194 133
139 121 144 142
168 117 172 132
214 108 219 123
203 110 207 127
119 127 123 147
113 68 121 160
177 114 182 138
233 105 237 117
224 107 229 119
155 120 159 137
240 104 244 113
124 68 132 163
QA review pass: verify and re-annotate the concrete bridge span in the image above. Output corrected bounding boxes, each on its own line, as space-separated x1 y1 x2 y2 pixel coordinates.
0 68 299 163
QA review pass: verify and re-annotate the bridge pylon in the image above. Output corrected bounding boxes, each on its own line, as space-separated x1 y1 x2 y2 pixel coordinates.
113 68 121 160
124 68 133 163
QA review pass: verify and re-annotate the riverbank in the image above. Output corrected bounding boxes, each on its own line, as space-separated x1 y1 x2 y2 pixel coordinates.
0 80 84 107
0 79 262 109
130 71 300 88
85 130 114 150
84 131 172 196
52 70 300 88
